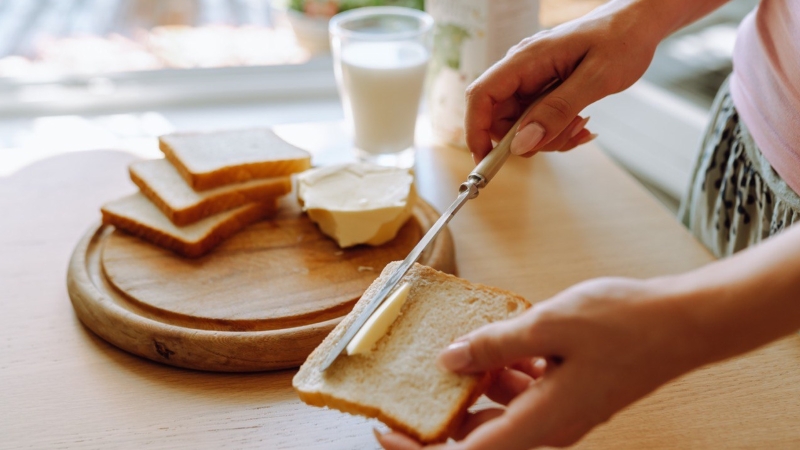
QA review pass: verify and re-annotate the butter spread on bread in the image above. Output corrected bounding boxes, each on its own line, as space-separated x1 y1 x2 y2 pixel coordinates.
346 282 411 355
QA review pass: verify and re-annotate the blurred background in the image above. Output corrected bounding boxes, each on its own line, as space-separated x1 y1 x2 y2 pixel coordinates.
0 0 758 211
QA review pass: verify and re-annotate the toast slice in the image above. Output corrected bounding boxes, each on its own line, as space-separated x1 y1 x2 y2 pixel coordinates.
101 192 277 257
293 262 530 444
159 128 312 191
129 158 291 226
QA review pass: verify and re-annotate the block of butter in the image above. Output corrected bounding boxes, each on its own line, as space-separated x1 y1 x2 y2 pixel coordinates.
297 163 416 248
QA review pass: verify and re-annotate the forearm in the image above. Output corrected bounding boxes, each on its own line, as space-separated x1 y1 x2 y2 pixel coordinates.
667 224 800 368
587 0 731 44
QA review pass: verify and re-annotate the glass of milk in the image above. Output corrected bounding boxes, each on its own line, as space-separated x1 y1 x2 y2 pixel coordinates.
329 7 433 168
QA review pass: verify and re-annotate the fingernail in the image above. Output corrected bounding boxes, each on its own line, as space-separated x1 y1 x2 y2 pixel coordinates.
437 341 473 372
570 116 591 139
510 122 546 156
578 133 598 145
372 428 382 441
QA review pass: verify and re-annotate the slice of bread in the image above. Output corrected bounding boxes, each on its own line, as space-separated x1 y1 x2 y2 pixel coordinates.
101 192 277 257
293 262 530 444
129 158 291 226
159 128 312 191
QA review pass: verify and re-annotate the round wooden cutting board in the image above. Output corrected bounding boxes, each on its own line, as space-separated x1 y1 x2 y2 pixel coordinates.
67 198 455 372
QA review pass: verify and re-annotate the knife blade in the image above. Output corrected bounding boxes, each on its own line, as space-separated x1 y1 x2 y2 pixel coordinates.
319 87 555 372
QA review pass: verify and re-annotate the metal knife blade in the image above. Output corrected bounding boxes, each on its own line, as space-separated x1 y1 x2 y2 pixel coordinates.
319 181 477 371
318 86 556 372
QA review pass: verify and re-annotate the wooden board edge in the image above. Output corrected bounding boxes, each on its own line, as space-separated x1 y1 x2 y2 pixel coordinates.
67 223 341 372
67 197 456 373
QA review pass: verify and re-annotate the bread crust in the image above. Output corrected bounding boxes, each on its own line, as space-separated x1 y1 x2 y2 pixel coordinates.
129 162 291 226
159 137 311 192
101 200 275 258
296 371 491 444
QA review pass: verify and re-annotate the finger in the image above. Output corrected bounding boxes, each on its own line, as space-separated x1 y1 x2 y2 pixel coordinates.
520 128 596 158
467 369 596 450
375 430 424 450
465 51 564 162
509 61 607 156
376 430 460 450
457 381 551 450
570 130 598 148
464 83 495 164
532 357 548 378
518 115 587 156
555 129 597 153
537 116 590 153
510 357 548 379
485 369 533 406
461 379 565 450
452 408 505 441
437 313 555 374
488 98 522 144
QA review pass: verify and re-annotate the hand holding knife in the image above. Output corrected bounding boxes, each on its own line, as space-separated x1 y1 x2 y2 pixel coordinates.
320 86 556 371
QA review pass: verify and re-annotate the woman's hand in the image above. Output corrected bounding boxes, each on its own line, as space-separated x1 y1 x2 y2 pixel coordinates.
466 2 663 162
376 276 706 450
375 221 800 449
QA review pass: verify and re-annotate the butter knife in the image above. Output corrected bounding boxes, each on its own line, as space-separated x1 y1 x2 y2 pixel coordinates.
319 89 552 371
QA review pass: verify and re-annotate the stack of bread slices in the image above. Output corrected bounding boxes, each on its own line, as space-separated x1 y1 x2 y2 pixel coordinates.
101 128 311 257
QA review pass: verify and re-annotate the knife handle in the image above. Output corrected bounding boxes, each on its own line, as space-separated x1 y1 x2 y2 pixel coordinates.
469 84 558 187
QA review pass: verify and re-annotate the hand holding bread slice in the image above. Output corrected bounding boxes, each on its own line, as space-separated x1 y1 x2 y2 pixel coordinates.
293 262 530 444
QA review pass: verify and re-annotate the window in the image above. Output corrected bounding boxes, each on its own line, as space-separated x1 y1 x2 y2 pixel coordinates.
0 0 340 113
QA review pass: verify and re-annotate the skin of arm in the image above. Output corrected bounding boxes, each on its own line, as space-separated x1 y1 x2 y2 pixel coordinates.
465 0 731 162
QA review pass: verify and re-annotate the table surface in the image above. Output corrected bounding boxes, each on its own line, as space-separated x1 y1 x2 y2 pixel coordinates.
2 125 799 449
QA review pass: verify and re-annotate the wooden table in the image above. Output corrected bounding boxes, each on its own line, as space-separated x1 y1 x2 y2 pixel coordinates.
2 128 799 449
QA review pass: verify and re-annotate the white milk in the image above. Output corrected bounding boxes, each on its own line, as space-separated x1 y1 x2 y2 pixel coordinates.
339 41 429 155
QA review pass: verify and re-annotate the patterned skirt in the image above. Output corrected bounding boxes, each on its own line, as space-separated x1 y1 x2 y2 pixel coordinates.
679 77 800 258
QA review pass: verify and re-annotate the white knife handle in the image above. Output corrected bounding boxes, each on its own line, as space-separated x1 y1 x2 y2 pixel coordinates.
469 84 557 188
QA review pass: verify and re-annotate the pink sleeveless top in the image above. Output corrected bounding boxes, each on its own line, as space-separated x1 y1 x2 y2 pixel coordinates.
730 0 800 194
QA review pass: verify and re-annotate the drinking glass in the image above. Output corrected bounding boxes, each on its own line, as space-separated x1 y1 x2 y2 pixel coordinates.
329 7 433 168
